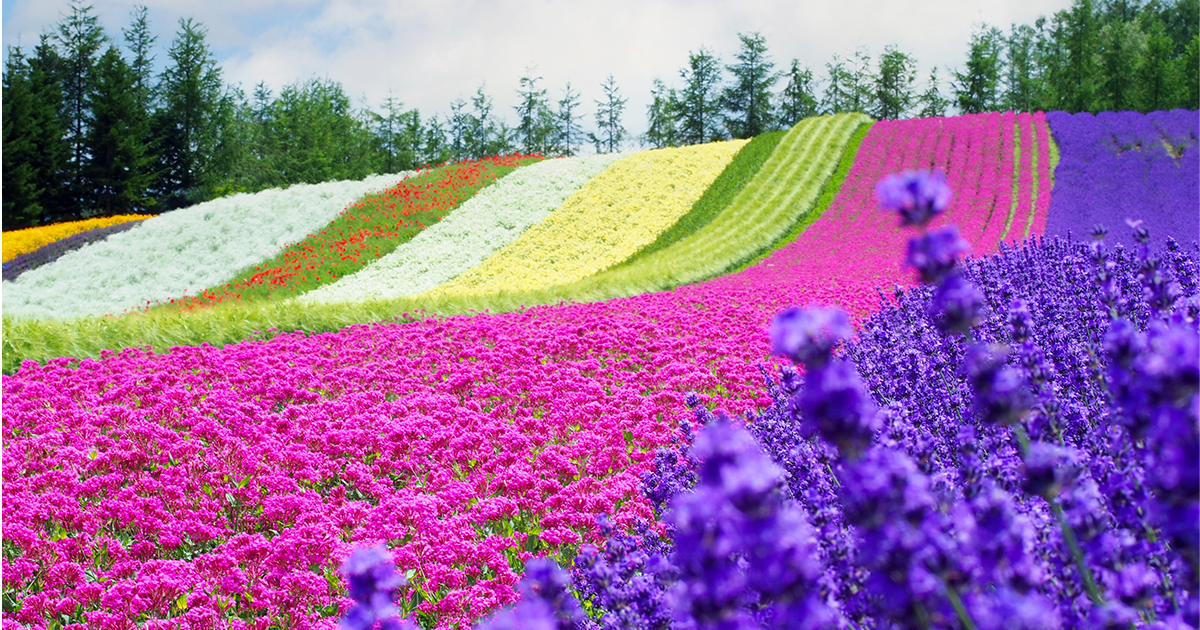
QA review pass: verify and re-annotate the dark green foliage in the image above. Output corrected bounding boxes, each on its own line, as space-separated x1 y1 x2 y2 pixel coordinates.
54 0 107 218
514 69 556 155
677 48 725 144
778 60 819 128
266 77 378 186
151 17 225 210
644 78 681 149
1003 24 1041 112
87 46 155 215
873 45 917 120
618 130 787 268
821 55 854 114
917 68 950 118
3 42 69 230
954 25 1004 113
722 32 779 139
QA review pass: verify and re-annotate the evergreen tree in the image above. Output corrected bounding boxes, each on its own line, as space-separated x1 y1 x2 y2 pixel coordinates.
644 78 680 148
122 5 155 109
1135 13 1175 110
873 44 917 120
677 48 724 144
848 47 876 114
1178 34 1199 107
448 97 468 161
463 85 503 158
778 59 818 128
3 48 48 229
593 74 627 153
1097 18 1145 111
821 55 854 114
268 76 374 185
917 67 950 117
152 17 225 209
373 91 407 173
722 32 779 139
86 46 155 215
1061 0 1101 111
54 0 107 218
514 69 556 155
953 25 1004 113
555 83 586 157
1004 24 1041 112
423 114 453 166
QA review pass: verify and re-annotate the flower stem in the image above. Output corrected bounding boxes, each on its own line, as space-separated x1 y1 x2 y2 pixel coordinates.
1050 500 1105 606
945 585 979 630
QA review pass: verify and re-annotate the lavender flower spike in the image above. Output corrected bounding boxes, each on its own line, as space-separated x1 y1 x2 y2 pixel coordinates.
906 226 969 284
340 544 410 630
769 306 853 368
876 169 953 227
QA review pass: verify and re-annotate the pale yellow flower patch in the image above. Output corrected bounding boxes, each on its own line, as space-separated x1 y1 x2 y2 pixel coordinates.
426 139 748 297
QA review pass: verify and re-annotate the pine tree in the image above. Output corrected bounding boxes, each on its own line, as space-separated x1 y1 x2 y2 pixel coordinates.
1061 0 1101 111
54 0 107 218
4 48 46 229
848 47 877 114
152 17 225 209
873 45 917 120
1097 18 1145 111
593 74 627 153
555 83 586 157
677 48 724 144
423 114 452 166
87 46 155 215
821 55 854 114
514 69 555 155
917 67 950 118
643 78 680 149
1003 24 1041 112
778 59 818 128
953 25 1004 113
1134 14 1174 111
722 32 779 139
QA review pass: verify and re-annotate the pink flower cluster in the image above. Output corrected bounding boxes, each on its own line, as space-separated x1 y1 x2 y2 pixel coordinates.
1 112 1052 630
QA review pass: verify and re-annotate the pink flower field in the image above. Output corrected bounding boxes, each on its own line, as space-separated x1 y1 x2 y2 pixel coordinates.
2 113 1055 630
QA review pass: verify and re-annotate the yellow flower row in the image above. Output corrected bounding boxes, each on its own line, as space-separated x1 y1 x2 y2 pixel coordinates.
425 140 748 297
3 215 150 262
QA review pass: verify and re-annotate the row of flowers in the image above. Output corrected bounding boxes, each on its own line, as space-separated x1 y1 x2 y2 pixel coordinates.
1 173 418 320
299 153 622 305
423 140 748 298
0 116 1060 629
1044 108 1198 252
163 155 543 311
2 214 149 263
3 220 147 282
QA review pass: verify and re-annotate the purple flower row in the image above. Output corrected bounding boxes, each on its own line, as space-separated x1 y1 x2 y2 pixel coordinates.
3 220 145 282
1044 109 1199 253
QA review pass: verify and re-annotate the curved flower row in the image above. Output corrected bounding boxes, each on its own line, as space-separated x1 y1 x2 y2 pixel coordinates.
424 140 747 298
162 155 542 311
1044 108 1198 252
3 220 147 282
2 214 150 262
1 173 418 320
299 153 622 305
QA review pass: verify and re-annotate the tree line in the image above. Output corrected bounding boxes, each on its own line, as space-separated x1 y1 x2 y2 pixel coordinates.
3 0 1196 230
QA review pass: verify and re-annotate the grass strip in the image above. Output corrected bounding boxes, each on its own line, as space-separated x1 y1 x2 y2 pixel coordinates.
616 130 787 269
725 117 872 275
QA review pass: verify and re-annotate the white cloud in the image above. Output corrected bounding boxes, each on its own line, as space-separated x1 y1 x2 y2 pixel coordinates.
3 0 1073 140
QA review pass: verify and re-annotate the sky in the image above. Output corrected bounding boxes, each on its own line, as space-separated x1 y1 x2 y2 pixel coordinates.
1 0 1074 142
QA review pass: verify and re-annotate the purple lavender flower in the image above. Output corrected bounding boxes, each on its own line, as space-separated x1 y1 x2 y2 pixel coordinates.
340 545 409 630
930 273 986 335
964 343 1032 426
875 169 954 227
769 306 852 369
518 559 588 630
1021 442 1080 501
795 359 880 459
906 226 970 284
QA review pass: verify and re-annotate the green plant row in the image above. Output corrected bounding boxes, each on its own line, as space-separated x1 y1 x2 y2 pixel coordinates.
617 130 788 269
1 115 869 374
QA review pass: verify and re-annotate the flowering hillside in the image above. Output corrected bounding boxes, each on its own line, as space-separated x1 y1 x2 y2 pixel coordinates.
2 110 1198 630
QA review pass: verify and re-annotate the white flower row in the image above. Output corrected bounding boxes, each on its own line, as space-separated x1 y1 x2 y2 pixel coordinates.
2 172 416 320
298 154 622 305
